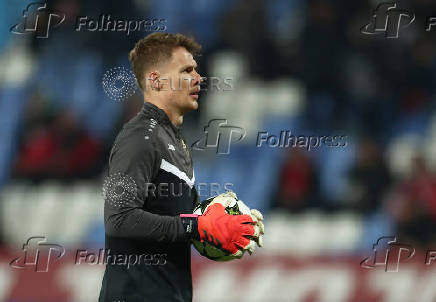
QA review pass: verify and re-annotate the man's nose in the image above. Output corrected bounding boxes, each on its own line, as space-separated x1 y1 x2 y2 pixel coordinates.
192 71 203 85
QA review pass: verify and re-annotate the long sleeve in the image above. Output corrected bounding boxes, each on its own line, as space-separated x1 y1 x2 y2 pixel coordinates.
103 126 189 242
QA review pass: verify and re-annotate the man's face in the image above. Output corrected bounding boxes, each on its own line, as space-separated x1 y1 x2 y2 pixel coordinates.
158 47 202 113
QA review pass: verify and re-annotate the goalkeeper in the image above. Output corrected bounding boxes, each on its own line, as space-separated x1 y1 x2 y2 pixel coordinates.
98 33 264 302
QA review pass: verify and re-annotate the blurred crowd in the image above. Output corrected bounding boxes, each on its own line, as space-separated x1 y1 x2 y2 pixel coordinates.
1 0 436 247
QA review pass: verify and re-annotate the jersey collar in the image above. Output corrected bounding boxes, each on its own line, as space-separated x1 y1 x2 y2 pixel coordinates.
142 101 181 136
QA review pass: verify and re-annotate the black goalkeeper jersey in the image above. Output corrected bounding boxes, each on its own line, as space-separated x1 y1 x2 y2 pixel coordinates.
99 102 200 302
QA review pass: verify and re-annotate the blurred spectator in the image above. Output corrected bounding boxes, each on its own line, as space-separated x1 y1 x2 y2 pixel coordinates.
385 155 436 247
13 108 102 181
273 148 319 212
400 39 436 114
347 138 391 214
299 0 348 130
219 0 280 77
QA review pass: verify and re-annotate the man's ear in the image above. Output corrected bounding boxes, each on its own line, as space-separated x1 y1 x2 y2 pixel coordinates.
147 71 161 91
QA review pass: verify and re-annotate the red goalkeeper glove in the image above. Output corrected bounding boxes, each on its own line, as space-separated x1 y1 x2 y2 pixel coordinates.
197 203 256 257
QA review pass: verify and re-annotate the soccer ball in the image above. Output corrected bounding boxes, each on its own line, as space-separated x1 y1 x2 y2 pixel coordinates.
192 191 252 261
